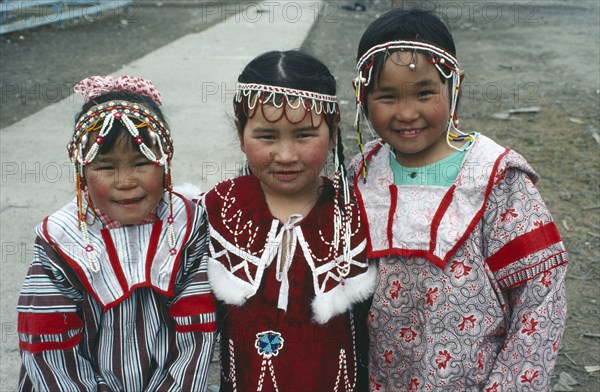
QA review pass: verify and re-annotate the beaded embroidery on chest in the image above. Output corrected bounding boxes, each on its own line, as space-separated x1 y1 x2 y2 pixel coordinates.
203 176 375 324
207 178 367 309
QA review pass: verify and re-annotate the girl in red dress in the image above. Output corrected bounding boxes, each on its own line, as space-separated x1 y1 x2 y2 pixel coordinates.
197 50 376 391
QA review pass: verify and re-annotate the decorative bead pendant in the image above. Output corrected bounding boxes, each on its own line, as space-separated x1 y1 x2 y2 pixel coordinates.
255 331 284 358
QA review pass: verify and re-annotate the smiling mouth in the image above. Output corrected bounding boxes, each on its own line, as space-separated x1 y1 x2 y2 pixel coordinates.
395 128 423 135
115 196 145 205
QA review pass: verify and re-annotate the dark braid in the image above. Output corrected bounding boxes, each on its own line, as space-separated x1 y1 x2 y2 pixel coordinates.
336 127 346 178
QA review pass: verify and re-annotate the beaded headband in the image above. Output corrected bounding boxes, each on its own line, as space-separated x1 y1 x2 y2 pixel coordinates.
235 82 340 127
70 100 174 170
354 40 470 179
70 78 177 273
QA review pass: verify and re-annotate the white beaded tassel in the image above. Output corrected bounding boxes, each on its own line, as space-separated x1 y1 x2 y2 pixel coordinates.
159 214 178 277
333 143 352 278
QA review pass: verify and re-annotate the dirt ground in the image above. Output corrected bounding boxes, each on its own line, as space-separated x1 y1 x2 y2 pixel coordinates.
1 0 598 391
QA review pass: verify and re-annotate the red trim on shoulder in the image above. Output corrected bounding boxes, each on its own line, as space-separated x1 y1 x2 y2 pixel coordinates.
353 143 384 256
487 222 563 272
429 185 456 253
18 312 83 334
167 195 193 295
145 220 164 281
19 332 82 354
442 148 512 266
387 185 398 249
353 179 373 255
40 216 52 242
364 142 384 162
176 322 217 333
170 294 216 318
42 219 106 308
101 229 129 294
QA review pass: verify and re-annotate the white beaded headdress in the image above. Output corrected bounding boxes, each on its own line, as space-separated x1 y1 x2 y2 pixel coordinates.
69 76 176 273
234 82 354 279
235 82 340 127
353 40 471 179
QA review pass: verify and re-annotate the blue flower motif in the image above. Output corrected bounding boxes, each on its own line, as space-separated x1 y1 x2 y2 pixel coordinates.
255 331 284 358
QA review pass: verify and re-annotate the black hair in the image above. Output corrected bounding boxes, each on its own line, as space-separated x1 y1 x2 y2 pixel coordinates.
74 90 168 155
357 9 457 110
357 9 455 62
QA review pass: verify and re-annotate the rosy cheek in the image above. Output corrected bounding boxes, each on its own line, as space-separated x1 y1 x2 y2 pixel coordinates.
304 145 330 169
85 174 111 201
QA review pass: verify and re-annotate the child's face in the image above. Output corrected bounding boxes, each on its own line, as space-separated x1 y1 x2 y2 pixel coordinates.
85 134 165 225
240 104 334 200
367 51 453 166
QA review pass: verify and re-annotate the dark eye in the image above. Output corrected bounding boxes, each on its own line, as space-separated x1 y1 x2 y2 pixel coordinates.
376 94 395 101
297 132 316 139
135 161 151 167
94 165 114 171
418 90 435 98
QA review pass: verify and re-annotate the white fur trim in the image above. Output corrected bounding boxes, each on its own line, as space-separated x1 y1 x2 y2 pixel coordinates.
207 257 256 305
173 182 202 199
311 262 377 324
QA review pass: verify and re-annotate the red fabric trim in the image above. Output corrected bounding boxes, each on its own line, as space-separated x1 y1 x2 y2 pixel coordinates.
145 220 163 281
429 185 456 253
40 216 51 243
42 220 106 308
18 313 83 334
43 195 193 312
441 148 512 266
353 143 384 255
102 282 176 311
102 282 151 311
101 228 129 294
364 141 384 162
353 178 373 255
169 294 216 318
175 322 217 333
487 222 563 272
387 185 398 249
19 332 82 354
167 195 193 295
361 148 512 271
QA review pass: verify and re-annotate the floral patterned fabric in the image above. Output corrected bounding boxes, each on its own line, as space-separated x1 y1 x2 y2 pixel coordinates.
351 136 568 391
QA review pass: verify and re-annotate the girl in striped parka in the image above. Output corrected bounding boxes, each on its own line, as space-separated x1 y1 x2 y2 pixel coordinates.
17 76 216 391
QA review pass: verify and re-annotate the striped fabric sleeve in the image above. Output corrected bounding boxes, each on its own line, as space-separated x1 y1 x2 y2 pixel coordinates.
18 237 99 391
482 168 568 390
154 206 217 391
